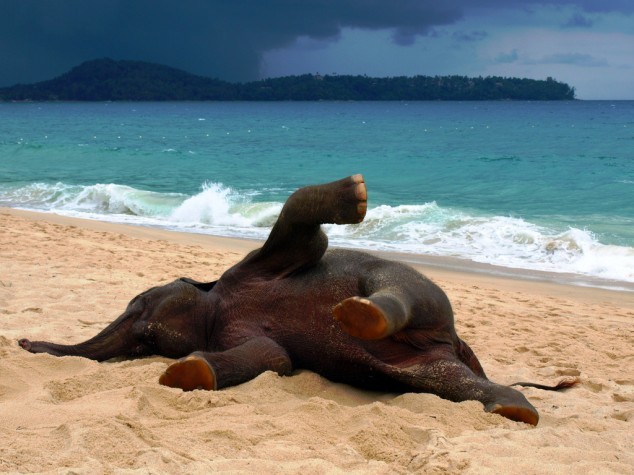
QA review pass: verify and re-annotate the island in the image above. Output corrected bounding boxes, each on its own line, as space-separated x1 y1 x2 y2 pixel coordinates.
0 58 576 102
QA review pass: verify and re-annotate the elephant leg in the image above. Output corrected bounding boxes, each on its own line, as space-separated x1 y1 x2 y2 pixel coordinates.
405 355 539 425
333 262 489 379
333 290 411 340
158 337 292 391
238 175 367 277
454 337 487 379
333 259 455 341
272 173 367 226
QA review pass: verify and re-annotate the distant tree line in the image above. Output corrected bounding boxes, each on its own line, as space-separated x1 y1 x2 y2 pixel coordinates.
0 58 576 102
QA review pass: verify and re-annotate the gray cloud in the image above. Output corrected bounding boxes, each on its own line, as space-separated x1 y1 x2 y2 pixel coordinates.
495 50 520 64
529 53 608 67
452 30 488 42
563 13 594 28
0 0 631 86
494 50 608 68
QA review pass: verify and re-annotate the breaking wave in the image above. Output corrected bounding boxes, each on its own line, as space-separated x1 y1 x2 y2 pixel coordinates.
1 181 632 283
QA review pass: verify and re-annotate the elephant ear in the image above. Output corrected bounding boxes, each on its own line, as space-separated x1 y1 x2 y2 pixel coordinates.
179 277 217 292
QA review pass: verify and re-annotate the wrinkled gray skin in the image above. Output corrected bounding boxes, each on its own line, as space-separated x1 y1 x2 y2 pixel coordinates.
19 175 543 425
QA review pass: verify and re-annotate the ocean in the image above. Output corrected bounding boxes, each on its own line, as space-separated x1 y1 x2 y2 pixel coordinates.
1 101 633 287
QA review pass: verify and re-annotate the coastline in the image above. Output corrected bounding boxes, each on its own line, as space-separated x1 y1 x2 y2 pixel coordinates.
1 207 633 473
5 206 634 299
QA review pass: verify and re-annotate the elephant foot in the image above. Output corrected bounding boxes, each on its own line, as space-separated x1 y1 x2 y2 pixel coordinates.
484 392 539 426
284 174 367 225
350 174 368 222
333 296 389 340
159 353 216 391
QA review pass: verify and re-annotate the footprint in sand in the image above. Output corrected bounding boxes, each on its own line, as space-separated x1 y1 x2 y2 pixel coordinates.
21 307 43 313
610 410 633 422
555 368 581 377
612 393 633 402
584 380 605 393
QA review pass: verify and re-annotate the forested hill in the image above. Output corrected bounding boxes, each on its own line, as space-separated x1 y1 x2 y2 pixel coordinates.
0 58 576 101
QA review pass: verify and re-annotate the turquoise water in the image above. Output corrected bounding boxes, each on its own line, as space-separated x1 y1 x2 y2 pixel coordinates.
1 101 633 283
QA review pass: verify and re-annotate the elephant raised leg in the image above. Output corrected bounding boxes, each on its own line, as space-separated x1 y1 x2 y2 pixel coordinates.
231 174 367 278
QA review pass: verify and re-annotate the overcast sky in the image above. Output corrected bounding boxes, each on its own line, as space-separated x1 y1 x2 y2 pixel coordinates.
1 0 632 99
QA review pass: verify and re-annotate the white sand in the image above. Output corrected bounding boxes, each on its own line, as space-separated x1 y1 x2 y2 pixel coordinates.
1 208 633 474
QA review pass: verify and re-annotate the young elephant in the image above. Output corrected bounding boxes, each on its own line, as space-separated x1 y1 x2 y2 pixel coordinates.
19 174 575 425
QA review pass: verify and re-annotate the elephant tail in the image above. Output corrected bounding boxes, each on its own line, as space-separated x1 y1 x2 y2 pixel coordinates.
510 377 580 391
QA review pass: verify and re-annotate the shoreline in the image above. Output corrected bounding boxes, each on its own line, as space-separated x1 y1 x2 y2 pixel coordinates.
4 206 634 303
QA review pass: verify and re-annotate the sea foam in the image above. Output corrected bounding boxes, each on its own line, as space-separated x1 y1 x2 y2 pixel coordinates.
1 181 632 284
169 182 282 228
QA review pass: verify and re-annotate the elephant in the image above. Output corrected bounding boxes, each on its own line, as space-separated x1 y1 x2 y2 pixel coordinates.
20 174 576 425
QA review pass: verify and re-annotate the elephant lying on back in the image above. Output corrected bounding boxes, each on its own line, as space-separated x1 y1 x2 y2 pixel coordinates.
20 174 576 425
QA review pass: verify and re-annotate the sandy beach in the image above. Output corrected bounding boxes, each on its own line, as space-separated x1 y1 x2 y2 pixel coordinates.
1 207 633 474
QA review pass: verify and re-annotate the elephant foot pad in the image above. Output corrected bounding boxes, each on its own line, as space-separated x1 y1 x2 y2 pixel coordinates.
159 355 216 391
351 174 367 220
333 296 388 340
487 403 539 426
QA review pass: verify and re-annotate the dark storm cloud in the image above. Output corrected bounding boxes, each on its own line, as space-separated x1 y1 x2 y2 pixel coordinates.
0 0 463 85
0 0 631 86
